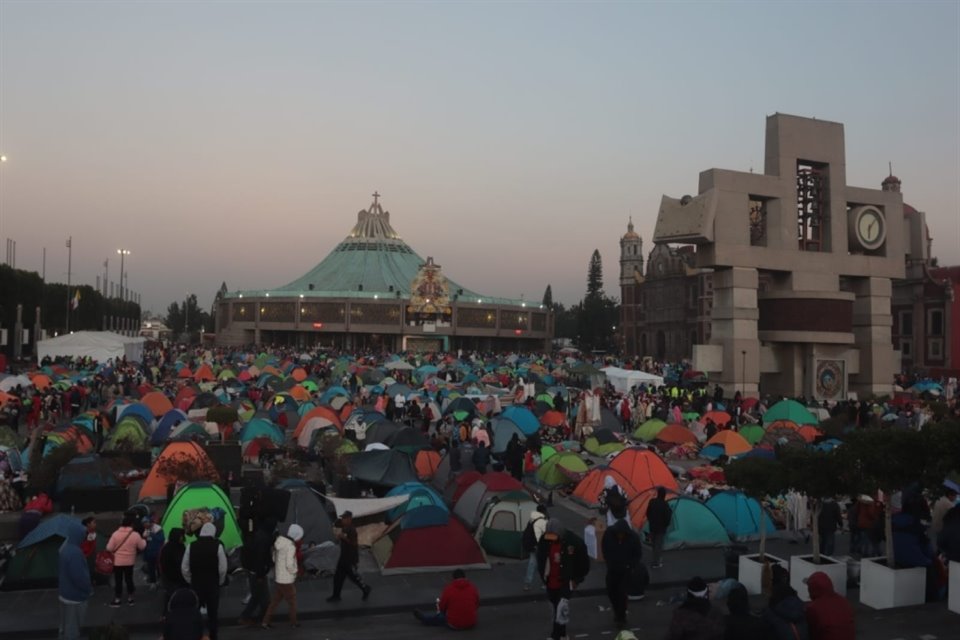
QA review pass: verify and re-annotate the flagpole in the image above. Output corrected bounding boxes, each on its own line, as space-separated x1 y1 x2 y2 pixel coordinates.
66 237 72 333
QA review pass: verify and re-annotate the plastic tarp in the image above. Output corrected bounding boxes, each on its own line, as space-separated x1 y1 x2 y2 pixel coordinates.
600 367 664 393
36 331 145 364
321 493 409 519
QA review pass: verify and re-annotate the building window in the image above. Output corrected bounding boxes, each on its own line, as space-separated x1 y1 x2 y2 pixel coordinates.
531 313 547 331
900 339 912 358
232 303 253 322
458 307 497 329
928 308 944 336
928 338 944 360
749 197 768 246
899 310 913 336
797 161 827 251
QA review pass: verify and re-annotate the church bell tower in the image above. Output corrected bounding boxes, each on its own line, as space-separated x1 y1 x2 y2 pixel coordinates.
620 217 644 287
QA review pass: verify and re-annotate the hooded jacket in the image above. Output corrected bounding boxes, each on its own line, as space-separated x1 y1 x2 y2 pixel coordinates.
665 596 724 640
891 511 933 568
536 525 590 588
529 510 548 544
723 584 770 640
58 520 93 603
106 525 146 568
162 587 204 640
438 577 480 630
805 572 854 640
272 527 301 585
159 528 187 588
601 518 642 572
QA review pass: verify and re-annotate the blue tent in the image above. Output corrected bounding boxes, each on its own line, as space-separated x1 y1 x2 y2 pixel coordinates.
700 444 725 461
491 418 527 453
398 504 449 529
642 495 731 549
119 403 155 428
704 490 776 541
319 386 350 405
742 447 776 460
152 409 189 445
500 406 540 436
3 515 87 590
239 418 285 445
56 454 119 496
386 482 447 522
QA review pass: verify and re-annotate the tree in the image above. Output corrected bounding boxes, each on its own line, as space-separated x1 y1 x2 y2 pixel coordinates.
725 456 788 560
782 448 850 563
577 250 619 351
586 249 604 301
839 428 927 564
542 284 553 309
165 294 211 341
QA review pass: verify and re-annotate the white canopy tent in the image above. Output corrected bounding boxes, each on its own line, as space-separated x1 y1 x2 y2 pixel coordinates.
37 331 146 364
600 366 665 393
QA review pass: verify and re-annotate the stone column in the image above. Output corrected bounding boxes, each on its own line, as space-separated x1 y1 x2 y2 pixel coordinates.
711 267 759 398
850 277 894 397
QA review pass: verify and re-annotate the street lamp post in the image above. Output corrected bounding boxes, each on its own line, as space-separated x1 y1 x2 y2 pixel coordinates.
117 249 130 300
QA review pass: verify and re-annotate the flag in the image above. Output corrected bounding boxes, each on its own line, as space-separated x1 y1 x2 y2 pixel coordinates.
70 289 80 310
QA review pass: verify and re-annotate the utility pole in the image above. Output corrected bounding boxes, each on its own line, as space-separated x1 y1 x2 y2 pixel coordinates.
65 237 72 333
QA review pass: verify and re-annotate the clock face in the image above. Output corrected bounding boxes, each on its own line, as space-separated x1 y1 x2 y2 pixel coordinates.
852 206 886 250
858 211 881 242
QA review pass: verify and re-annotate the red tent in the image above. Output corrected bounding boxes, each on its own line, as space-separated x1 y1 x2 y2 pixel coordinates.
374 518 489 575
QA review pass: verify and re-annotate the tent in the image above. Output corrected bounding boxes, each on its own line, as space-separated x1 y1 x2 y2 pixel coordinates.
102 416 149 451
738 424 766 445
536 451 589 489
704 490 776 541
608 448 679 495
762 399 818 426
655 424 699 446
584 432 625 457
572 466 638 508
477 491 538 558
491 418 527 454
703 431 753 457
372 518 489 575
600 367 664 393
277 479 335 546
629 489 730 549
152 409 189 445
499 406 540 436
36 331 145 363
348 449 418 488
414 450 441 480
453 473 525 530
386 482 447 522
160 482 242 550
55 454 118 496
239 418 284 445
139 441 219 501
633 419 667 442
140 391 174 417
2 515 88 590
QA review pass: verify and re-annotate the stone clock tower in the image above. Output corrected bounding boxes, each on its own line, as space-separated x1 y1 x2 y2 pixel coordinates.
619 217 644 287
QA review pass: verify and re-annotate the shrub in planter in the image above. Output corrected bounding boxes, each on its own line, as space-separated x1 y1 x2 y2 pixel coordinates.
781 448 851 564
725 456 788 560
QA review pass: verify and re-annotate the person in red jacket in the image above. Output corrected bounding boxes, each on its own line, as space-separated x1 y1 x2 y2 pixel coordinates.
805 571 855 640
413 569 479 630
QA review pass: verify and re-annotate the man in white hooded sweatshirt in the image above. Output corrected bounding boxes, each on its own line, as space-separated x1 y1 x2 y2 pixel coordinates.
261 524 302 629
181 523 227 640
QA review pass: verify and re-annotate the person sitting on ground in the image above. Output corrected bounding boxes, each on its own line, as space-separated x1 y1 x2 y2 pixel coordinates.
664 576 723 640
805 571 854 640
761 565 808 640
413 568 480 630
723 582 770 640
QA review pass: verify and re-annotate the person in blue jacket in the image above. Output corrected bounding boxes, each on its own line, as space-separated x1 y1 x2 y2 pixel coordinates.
58 518 93 640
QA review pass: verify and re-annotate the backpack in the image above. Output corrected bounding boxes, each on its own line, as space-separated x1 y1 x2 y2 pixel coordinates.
522 519 537 552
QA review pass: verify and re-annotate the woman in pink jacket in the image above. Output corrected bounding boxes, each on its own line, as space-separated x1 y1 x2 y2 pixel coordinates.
106 515 146 607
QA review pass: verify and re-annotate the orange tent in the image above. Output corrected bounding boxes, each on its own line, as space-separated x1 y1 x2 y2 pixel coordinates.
290 368 307 382
194 364 215 382
139 441 219 500
701 411 731 427
766 420 799 431
656 424 698 445
704 430 752 456
141 391 174 417
797 425 823 443
415 450 441 480
540 410 566 428
288 385 310 402
293 406 343 438
261 365 283 377
608 448 679 496
0 392 12 408
178 368 193 379
572 467 638 508
30 373 53 390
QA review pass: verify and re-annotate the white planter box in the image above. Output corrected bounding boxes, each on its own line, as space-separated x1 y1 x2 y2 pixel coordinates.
859 557 926 610
738 553 787 595
790 554 846 602
949 560 959 614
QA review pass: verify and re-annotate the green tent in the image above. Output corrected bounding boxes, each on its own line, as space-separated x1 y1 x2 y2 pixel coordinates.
540 445 558 462
632 419 667 442
738 424 766 445
583 436 625 457
161 482 243 550
477 491 537 559
103 416 149 451
0 425 22 449
762 399 818 426
536 451 589 488
534 394 555 407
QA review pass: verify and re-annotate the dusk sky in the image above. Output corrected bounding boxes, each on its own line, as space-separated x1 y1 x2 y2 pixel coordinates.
1 1 957 315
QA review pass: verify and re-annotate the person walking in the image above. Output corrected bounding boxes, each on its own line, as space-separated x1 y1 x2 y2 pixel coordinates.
261 524 302 629
106 514 146 607
817 498 842 557
181 523 227 640
602 516 642 629
523 505 548 591
58 518 92 640
159 528 188 617
471 440 490 474
327 511 371 603
413 568 480 629
537 519 590 640
647 487 672 569
239 518 276 626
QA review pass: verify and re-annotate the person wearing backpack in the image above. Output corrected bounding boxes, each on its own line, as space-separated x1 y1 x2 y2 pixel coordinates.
537 519 590 640
523 505 548 591
599 477 628 527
